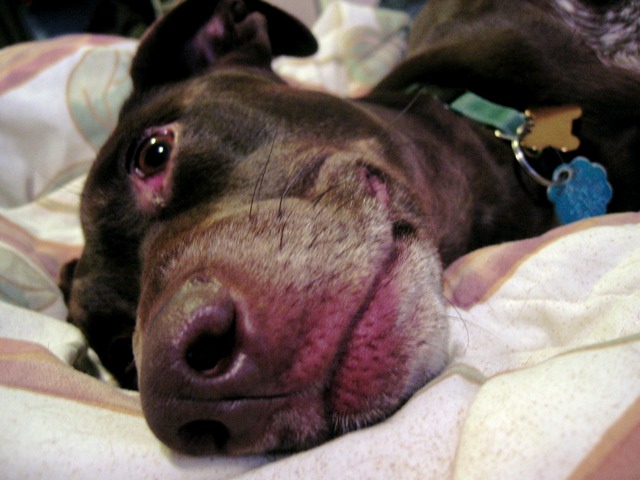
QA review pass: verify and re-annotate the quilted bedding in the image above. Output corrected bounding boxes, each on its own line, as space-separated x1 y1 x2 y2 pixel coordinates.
0 3 639 479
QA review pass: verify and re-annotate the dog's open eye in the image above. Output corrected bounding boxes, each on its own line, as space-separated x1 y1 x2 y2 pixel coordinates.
131 129 175 178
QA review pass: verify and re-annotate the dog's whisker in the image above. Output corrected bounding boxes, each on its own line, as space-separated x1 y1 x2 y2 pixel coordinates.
308 174 354 220
278 209 294 251
421 336 451 365
393 86 428 122
441 296 505 356
250 128 278 219
311 185 336 208
442 310 471 356
278 157 324 217
331 197 353 218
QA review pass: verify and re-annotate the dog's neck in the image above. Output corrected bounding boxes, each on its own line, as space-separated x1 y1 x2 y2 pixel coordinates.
362 90 557 264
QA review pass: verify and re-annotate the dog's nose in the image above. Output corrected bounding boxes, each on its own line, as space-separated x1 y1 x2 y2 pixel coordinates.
139 274 279 454
157 274 237 375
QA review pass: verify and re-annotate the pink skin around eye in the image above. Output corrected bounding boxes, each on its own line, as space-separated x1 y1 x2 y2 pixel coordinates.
130 127 179 213
132 169 170 213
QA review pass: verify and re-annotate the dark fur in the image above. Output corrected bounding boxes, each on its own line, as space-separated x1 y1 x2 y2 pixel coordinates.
61 0 640 455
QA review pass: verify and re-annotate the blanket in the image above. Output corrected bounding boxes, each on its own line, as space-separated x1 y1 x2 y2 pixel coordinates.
0 3 638 479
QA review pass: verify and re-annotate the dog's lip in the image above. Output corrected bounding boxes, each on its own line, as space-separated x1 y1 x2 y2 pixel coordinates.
325 235 407 421
172 390 295 403
145 391 300 455
162 389 295 412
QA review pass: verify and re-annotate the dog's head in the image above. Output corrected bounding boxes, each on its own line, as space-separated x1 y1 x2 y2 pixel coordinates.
63 0 448 455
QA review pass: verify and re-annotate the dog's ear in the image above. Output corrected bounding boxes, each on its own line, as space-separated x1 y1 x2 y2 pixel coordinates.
59 259 78 306
131 0 317 92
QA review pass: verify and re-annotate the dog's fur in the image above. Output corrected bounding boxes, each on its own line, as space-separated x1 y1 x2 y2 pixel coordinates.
548 0 640 73
61 0 640 455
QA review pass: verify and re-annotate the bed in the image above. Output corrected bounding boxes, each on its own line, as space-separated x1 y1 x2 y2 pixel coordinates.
1 2 639 478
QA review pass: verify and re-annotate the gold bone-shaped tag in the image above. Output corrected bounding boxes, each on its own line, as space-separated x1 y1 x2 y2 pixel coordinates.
521 105 582 152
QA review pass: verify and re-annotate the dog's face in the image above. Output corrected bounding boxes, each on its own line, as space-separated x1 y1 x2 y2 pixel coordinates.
64 0 448 455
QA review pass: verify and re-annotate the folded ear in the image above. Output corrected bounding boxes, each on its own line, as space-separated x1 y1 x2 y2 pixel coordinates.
131 0 317 92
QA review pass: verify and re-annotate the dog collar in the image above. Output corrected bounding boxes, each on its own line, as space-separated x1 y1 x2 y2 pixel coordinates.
450 91 525 138
446 91 613 224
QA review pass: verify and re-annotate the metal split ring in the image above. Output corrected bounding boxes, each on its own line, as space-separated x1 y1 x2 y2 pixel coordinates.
495 129 570 188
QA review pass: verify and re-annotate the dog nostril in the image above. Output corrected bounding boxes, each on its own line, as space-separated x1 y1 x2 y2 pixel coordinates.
170 277 237 374
185 328 235 372
178 420 230 451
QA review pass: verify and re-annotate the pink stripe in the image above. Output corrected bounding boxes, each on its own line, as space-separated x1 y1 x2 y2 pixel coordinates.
0 338 141 416
443 212 640 309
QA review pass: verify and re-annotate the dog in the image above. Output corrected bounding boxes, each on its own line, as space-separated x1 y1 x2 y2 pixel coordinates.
60 0 640 456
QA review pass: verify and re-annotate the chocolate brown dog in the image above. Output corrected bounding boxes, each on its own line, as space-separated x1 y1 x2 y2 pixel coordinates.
61 0 640 455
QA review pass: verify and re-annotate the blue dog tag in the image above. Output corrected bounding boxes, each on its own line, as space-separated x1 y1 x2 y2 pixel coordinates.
547 157 612 224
